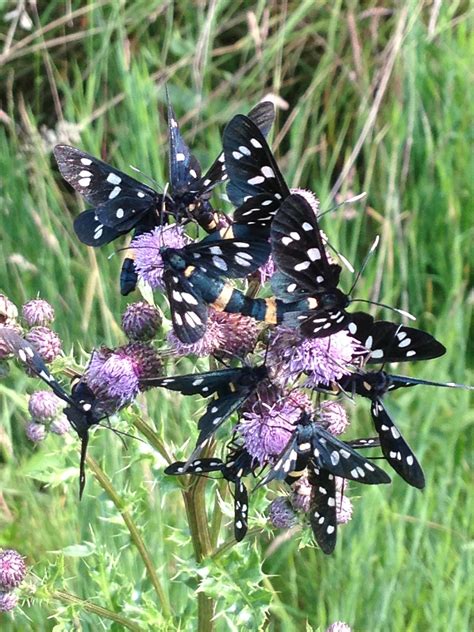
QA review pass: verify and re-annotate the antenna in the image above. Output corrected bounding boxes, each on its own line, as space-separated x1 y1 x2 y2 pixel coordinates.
318 192 367 220
348 235 380 296
129 164 163 191
350 299 416 321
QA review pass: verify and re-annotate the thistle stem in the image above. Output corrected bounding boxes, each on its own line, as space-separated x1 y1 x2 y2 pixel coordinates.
86 456 172 619
52 590 143 631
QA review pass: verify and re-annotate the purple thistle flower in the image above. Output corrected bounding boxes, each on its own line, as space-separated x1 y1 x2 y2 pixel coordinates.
28 390 63 423
50 414 71 435
121 302 162 341
268 497 297 528
290 187 320 215
256 255 275 285
325 623 352 632
268 327 362 388
336 492 353 525
25 421 47 442
22 299 55 327
0 590 18 612
0 324 23 360
318 400 349 436
86 342 162 407
25 326 62 363
131 225 191 290
168 310 258 358
236 388 312 464
290 476 312 513
0 294 18 326
0 549 26 590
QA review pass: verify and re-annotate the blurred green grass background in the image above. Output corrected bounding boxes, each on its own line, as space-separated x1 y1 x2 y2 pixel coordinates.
0 1 472 630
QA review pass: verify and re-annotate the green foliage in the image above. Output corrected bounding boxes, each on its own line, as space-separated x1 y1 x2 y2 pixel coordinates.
0 1 472 631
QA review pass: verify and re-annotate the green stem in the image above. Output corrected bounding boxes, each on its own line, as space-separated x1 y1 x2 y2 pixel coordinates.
209 479 227 549
52 590 143 631
133 409 216 627
86 456 172 619
132 416 174 465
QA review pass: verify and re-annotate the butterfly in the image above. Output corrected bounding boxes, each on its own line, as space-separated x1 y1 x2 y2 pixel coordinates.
257 412 390 552
160 235 271 343
270 191 355 337
142 364 268 459
0 328 108 498
165 443 257 541
337 369 472 489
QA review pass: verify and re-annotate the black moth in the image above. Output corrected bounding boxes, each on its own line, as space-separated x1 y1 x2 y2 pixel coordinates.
165 444 256 541
270 191 353 337
258 412 390 554
0 328 107 498
334 313 450 488
142 364 268 460
338 370 472 489
223 112 290 236
160 235 271 343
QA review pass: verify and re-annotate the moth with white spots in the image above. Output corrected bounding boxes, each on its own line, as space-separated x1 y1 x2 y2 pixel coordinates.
165 444 257 541
0 328 109 499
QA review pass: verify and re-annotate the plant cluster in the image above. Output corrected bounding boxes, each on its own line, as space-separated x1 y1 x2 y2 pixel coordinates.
0 94 469 623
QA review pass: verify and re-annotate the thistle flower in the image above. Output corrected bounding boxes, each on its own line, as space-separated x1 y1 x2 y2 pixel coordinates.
290 476 312 513
0 549 26 590
22 299 55 327
50 414 71 435
0 590 18 612
25 421 47 442
290 187 320 216
336 492 353 525
0 294 18 326
25 326 62 363
28 390 63 423
268 327 362 388
268 497 297 528
86 342 162 407
325 623 352 632
131 225 191 290
121 302 162 341
256 255 275 285
318 400 350 436
168 310 258 358
0 325 22 360
236 388 312 464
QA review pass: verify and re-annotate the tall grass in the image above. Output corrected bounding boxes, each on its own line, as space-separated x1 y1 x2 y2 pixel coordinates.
0 2 472 630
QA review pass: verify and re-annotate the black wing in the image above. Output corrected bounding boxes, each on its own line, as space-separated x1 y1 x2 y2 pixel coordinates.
142 367 251 398
347 312 446 363
163 269 208 343
54 145 161 240
165 458 224 476
0 328 75 407
232 478 249 541
189 101 277 199
308 424 391 484
192 392 252 455
370 399 425 489
73 210 125 247
184 237 271 278
271 193 342 295
307 465 338 555
167 98 198 192
223 114 290 206
298 308 351 339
